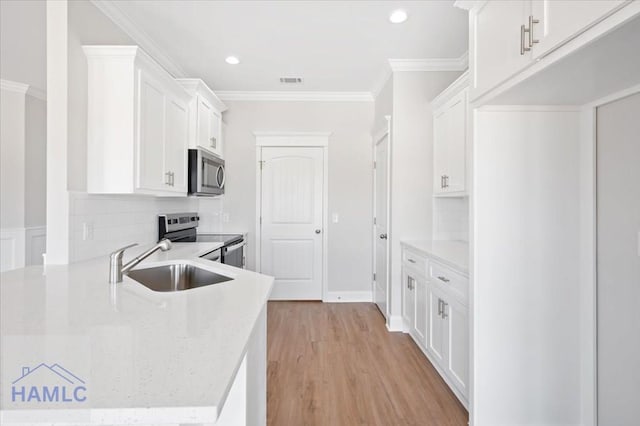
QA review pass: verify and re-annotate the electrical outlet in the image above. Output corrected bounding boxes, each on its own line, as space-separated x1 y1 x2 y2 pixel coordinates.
82 222 94 241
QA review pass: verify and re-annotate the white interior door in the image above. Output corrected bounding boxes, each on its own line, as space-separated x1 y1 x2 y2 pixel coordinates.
260 146 324 300
597 92 640 425
374 134 389 318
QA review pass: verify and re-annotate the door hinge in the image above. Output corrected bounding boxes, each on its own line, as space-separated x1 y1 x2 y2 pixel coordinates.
373 272 376 282
373 217 377 225
259 160 265 170
373 161 377 169
259 216 262 225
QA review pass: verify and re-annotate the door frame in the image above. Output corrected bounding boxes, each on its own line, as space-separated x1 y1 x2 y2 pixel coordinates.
372 116 391 322
580 83 640 426
254 132 330 301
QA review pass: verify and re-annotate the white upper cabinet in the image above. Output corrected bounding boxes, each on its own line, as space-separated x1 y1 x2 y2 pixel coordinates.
472 0 532 99
530 0 627 58
84 46 190 195
469 0 631 101
177 79 227 159
432 73 468 196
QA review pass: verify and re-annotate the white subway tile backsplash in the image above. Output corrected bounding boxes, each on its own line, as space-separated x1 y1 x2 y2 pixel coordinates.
433 197 469 242
68 192 200 263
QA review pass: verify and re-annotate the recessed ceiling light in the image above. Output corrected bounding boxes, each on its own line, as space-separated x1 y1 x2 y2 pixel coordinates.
225 56 240 65
389 9 408 24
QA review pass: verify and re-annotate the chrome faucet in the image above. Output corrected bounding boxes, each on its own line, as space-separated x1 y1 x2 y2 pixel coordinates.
109 239 172 283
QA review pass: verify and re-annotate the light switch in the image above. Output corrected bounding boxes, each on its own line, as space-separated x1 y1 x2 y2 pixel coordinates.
332 213 339 223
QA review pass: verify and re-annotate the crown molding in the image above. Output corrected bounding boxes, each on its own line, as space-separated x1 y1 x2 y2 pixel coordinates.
89 0 186 78
216 91 374 102
388 52 469 72
453 0 479 11
27 86 47 101
1 79 29 95
371 67 393 100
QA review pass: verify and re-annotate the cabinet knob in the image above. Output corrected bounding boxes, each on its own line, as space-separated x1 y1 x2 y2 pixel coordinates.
315 229 322 234
379 233 387 240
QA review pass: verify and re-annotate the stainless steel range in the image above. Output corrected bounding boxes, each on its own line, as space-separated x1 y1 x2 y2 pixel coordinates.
158 213 245 268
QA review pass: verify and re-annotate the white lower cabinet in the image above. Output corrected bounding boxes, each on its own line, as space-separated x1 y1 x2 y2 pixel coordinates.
401 243 469 407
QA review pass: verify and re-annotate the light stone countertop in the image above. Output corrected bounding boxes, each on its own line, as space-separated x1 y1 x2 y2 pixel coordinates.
0 242 274 424
400 240 469 275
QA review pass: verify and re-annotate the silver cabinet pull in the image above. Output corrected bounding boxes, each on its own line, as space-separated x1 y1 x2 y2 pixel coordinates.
165 171 171 186
441 175 444 188
529 15 540 47
437 299 442 316
521 24 531 55
210 136 217 149
442 301 449 319
444 175 449 188
437 275 450 283
408 258 416 264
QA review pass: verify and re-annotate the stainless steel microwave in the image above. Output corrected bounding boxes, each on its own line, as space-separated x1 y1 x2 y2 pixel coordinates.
188 149 225 196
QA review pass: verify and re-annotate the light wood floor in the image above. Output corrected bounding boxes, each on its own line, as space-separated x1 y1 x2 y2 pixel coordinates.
267 301 468 426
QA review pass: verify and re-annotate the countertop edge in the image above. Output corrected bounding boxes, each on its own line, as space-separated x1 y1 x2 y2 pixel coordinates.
400 240 469 276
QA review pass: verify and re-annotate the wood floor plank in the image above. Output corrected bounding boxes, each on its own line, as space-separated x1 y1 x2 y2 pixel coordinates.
267 301 468 426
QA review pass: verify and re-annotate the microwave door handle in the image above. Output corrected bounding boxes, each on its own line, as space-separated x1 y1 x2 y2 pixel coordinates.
217 165 226 189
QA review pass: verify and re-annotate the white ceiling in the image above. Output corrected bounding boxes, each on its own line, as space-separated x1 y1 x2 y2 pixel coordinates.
107 0 468 93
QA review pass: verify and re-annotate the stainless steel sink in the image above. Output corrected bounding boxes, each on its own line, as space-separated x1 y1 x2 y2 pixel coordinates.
126 263 233 292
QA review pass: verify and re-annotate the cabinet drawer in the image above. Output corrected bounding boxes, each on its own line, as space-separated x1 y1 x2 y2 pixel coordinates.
429 260 468 304
403 249 428 275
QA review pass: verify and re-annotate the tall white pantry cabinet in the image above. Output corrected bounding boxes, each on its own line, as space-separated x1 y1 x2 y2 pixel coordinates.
457 1 640 425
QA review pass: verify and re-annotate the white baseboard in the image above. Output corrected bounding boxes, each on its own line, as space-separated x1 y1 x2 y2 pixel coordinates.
323 291 373 303
0 228 26 272
386 315 404 332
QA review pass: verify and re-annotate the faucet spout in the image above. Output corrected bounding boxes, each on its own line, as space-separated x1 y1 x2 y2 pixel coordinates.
109 239 172 284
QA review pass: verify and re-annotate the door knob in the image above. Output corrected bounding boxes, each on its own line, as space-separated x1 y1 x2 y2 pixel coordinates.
379 233 387 240
315 229 322 234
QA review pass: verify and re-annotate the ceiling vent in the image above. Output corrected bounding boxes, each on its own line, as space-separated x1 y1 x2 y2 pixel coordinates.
280 77 303 84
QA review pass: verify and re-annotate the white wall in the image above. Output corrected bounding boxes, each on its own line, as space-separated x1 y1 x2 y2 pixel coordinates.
0 0 47 90
387 71 462 321
596 92 640 425
219 100 374 295
0 87 26 230
25 95 47 228
474 108 581 425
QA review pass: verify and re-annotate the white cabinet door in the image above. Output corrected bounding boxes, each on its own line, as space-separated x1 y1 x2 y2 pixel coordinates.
531 0 627 59
413 276 428 345
444 297 469 398
427 284 446 365
196 95 214 151
472 0 531 99
433 110 448 195
137 71 166 192
210 109 223 158
402 271 416 330
164 96 189 193
444 91 467 193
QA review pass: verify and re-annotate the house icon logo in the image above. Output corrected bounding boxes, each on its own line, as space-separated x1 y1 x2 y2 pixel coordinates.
11 363 87 403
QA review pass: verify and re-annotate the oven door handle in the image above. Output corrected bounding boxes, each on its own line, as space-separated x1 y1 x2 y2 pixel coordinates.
224 240 245 253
